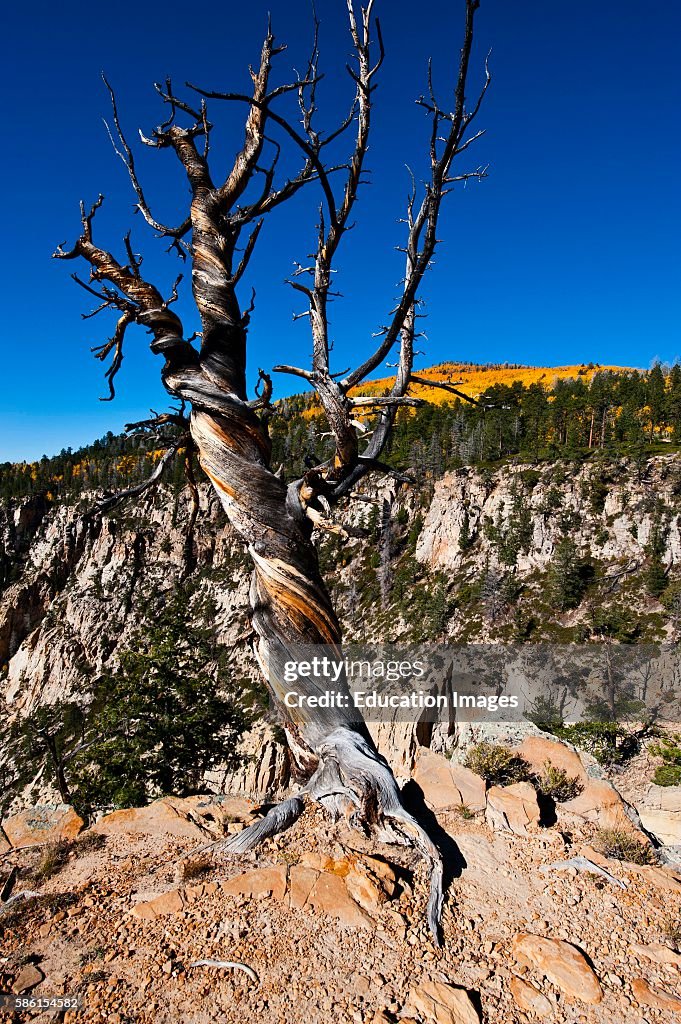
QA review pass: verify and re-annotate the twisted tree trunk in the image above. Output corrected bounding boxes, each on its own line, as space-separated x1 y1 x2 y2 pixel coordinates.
166 328 445 938
55 0 490 943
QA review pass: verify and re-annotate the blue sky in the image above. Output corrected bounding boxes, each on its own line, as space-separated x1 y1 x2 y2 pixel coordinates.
1 0 680 461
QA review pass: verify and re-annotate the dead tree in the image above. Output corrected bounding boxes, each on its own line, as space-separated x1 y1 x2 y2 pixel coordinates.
54 0 490 943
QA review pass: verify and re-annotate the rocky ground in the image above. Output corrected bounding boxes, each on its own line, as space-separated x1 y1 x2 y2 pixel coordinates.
1 738 681 1024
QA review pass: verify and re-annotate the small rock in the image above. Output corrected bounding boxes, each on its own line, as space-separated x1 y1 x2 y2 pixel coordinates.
510 975 552 1016
12 964 44 994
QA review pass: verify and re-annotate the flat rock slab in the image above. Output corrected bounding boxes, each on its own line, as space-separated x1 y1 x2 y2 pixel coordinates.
131 854 395 930
512 932 603 1004
632 977 681 1012
92 798 213 841
486 782 540 835
635 784 681 847
221 866 288 903
404 979 481 1024
629 942 681 968
413 748 486 812
132 881 219 919
2 804 83 848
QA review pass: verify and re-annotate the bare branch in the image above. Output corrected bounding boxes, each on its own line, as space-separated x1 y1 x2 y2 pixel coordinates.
272 364 314 382
248 368 274 409
102 75 192 239
233 220 264 285
91 308 136 401
187 84 338 226
350 395 423 407
81 434 189 520
343 0 487 394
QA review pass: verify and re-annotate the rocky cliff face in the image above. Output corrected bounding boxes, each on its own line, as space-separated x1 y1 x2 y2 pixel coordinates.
417 455 681 575
2 455 681 808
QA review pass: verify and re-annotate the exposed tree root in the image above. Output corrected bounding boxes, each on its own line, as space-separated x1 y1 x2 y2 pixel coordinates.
189 960 259 983
211 727 444 946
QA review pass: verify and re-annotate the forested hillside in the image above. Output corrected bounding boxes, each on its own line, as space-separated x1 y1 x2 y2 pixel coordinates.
2 363 680 502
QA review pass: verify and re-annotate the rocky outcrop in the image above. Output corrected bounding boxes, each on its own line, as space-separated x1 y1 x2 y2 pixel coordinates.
131 853 398 932
2 804 83 847
560 779 647 834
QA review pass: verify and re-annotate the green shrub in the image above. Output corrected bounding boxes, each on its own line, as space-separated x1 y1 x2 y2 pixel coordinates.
536 761 583 802
649 732 681 787
594 828 656 866
464 742 531 785
653 764 681 787
552 721 638 766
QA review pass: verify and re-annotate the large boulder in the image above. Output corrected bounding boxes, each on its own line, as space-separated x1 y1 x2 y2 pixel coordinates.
560 778 644 833
513 736 588 785
511 933 603 1004
2 804 83 848
413 747 486 812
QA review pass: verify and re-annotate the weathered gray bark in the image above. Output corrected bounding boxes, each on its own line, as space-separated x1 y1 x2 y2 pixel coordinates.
55 0 489 943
